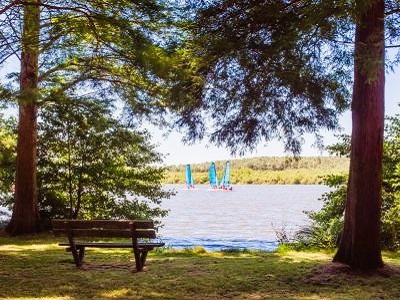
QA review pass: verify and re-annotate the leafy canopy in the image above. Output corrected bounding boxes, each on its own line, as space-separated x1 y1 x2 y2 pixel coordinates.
167 0 355 155
167 1 400 155
0 0 181 124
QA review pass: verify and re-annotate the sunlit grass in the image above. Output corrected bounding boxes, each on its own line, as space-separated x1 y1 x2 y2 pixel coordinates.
0 243 58 251
4 298 73 300
0 233 399 300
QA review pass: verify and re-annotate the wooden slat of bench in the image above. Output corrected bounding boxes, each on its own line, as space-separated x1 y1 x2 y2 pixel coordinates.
53 229 131 238
59 242 132 248
59 242 165 248
54 230 135 238
52 219 154 230
53 228 156 238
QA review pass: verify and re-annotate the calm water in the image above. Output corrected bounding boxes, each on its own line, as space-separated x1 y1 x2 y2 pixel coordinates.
158 184 330 251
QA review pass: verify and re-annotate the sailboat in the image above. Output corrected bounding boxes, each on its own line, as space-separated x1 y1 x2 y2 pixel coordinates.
219 161 233 191
185 164 195 189
208 161 233 191
209 162 218 189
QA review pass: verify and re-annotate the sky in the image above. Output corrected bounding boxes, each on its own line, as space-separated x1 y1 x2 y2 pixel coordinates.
151 66 400 166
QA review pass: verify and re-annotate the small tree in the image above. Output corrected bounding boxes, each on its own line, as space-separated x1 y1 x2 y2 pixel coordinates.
37 97 170 223
0 112 17 206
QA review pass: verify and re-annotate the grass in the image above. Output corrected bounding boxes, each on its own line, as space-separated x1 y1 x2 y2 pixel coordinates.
1 233 400 299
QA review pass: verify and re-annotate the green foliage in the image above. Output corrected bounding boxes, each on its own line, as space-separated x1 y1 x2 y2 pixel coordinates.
0 1 187 234
294 114 400 250
0 98 172 225
325 134 351 157
381 115 400 249
36 97 171 222
1 1 182 123
0 113 16 205
294 174 347 249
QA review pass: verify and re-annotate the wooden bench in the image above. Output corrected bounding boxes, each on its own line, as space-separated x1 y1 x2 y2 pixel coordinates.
52 219 165 271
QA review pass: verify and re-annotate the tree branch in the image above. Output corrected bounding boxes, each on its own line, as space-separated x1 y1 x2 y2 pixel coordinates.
386 44 400 48
385 8 400 15
0 0 21 15
2 11 22 60
38 61 71 82
0 50 20 66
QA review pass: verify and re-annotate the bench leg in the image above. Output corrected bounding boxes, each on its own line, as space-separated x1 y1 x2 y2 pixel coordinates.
71 246 82 267
134 250 148 271
65 246 84 267
140 251 148 268
78 246 85 262
68 246 84 267
67 234 83 267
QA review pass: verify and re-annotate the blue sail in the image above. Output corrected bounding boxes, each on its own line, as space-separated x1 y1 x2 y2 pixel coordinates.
220 161 231 189
209 162 218 188
185 164 194 188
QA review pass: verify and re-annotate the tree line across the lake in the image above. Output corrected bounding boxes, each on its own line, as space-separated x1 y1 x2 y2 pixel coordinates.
0 0 399 271
165 156 349 185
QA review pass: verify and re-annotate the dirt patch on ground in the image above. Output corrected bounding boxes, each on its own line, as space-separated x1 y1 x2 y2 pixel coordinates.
78 263 134 271
305 262 400 285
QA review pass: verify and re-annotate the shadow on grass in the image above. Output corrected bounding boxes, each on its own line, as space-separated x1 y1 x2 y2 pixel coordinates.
1 235 400 299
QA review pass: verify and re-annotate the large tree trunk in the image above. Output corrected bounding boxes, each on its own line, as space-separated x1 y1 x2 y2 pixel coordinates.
6 0 42 235
333 0 385 269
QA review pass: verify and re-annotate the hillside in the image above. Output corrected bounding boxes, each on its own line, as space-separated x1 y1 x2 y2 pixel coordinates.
164 156 349 185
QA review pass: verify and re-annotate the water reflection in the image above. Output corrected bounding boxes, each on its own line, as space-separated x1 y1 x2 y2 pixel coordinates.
159 184 329 251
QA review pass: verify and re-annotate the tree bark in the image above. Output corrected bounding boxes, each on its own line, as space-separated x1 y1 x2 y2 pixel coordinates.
333 0 385 269
6 0 42 235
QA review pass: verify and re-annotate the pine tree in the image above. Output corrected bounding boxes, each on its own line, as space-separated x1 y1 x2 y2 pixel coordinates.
333 0 385 269
0 0 174 234
172 0 400 269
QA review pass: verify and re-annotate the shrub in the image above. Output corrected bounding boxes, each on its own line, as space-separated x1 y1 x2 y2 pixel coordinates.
291 174 346 249
291 115 400 250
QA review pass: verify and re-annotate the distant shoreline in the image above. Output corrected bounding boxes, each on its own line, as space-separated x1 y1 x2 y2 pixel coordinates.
164 156 349 185
162 183 331 186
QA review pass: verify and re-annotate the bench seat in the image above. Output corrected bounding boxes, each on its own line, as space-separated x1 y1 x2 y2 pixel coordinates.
52 219 164 271
59 242 164 249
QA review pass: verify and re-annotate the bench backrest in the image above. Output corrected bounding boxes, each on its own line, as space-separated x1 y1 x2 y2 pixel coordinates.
52 219 156 239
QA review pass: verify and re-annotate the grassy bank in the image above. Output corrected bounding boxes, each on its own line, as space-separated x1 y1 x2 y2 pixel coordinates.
1 234 399 299
164 156 349 185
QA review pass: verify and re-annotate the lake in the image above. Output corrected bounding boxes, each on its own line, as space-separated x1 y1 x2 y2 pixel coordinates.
158 184 330 251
